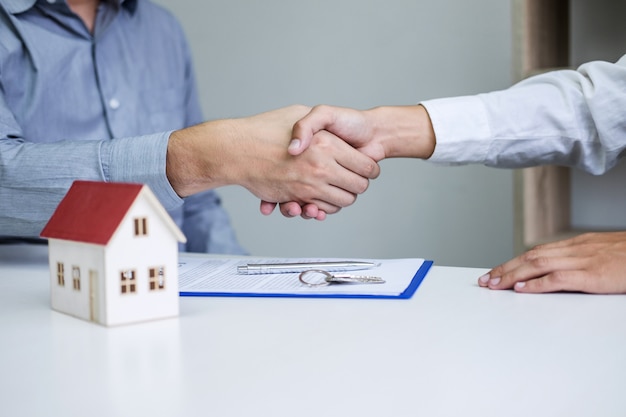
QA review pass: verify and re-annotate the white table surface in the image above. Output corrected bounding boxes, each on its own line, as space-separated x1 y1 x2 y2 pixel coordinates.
1 244 625 417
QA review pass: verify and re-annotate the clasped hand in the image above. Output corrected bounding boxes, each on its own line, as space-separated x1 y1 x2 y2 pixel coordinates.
244 105 379 217
260 105 393 219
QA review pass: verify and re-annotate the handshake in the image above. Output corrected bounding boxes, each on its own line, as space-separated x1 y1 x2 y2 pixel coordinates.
167 104 436 221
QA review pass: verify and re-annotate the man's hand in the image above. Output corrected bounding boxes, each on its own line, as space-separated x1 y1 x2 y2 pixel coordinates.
261 104 436 219
288 105 386 160
167 105 379 214
478 231 626 294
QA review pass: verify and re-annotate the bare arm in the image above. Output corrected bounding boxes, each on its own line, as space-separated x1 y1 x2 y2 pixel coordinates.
167 105 380 214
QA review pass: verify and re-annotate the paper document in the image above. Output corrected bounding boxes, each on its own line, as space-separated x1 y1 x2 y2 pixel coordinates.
178 255 433 299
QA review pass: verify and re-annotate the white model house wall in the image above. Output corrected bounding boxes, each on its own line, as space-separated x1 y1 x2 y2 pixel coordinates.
102 195 180 326
48 239 105 322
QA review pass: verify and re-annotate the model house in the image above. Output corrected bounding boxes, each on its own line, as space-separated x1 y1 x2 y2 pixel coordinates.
40 180 186 326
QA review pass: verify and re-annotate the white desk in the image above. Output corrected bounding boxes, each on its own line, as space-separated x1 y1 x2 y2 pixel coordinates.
1 244 625 417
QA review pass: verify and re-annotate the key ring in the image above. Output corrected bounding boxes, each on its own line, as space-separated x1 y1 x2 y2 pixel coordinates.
299 269 333 287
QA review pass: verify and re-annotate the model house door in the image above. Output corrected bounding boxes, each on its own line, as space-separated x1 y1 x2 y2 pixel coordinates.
89 270 99 322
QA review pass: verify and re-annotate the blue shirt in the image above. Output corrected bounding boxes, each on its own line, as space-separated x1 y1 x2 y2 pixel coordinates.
0 0 246 254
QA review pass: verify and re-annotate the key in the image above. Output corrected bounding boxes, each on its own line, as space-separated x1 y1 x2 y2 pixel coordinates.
299 269 385 287
326 273 385 284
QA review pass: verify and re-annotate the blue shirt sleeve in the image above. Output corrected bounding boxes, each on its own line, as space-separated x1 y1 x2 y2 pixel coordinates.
0 95 183 237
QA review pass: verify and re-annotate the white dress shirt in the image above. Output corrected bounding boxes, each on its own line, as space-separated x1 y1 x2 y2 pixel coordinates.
423 54 626 175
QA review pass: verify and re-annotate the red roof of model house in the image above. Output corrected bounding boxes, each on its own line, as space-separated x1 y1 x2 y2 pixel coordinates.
40 180 186 245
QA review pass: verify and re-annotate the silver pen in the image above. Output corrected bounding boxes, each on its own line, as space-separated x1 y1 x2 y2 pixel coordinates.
237 261 379 275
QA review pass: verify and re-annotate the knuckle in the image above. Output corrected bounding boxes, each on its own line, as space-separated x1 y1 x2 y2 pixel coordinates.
293 117 305 130
490 265 503 277
313 104 331 114
530 241 549 251
522 279 542 292
573 232 598 244
521 248 541 262
547 270 568 285
310 132 331 148
310 165 327 181
529 256 551 269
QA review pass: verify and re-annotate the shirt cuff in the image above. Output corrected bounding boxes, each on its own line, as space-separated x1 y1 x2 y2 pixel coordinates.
100 131 183 210
420 95 493 165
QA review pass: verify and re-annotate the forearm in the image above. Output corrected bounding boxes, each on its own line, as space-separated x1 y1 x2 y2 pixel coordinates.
0 133 181 237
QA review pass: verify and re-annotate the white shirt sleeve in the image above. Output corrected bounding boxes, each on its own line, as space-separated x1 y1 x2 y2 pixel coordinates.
422 54 626 175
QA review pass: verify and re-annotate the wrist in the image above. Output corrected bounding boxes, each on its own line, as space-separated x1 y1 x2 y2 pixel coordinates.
367 105 435 159
166 120 240 197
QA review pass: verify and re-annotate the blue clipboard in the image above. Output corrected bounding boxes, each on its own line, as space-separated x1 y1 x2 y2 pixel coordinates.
179 260 433 299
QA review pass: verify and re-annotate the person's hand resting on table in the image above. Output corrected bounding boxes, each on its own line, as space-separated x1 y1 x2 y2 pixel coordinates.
479 232 626 294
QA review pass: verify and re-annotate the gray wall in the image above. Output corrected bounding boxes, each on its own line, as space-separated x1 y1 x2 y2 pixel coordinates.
154 0 515 267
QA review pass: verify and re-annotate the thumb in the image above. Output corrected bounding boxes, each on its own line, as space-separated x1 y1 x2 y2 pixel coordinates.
287 138 305 156
289 106 334 156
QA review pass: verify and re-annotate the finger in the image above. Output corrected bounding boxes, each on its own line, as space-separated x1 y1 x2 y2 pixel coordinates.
260 201 278 216
290 106 335 156
314 185 359 209
329 171 371 199
283 203 316 220
277 182 354 213
292 156 363 208
302 197 343 214
487 255 588 290
278 202 303 218
315 130 380 180
314 211 327 221
301 203 324 220
279 200 339 217
286 203 329 220
306 134 375 198
513 270 591 293
487 244 592 285
338 146 380 180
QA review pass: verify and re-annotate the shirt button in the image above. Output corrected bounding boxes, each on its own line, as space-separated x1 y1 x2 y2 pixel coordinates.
109 98 120 110
46 0 56 3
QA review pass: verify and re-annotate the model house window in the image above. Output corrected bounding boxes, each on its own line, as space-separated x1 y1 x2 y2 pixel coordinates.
56 262 65 286
72 266 81 291
133 217 148 236
148 267 166 291
120 270 137 294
